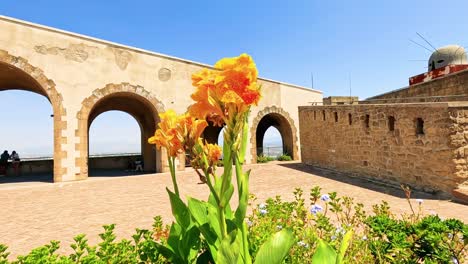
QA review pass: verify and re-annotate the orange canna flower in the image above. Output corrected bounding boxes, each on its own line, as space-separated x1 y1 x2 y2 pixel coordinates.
178 113 208 153
188 53 261 124
148 110 185 157
148 110 208 158
214 53 260 106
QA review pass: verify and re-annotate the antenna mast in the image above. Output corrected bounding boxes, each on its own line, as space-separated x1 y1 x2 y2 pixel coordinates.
311 72 314 89
416 32 437 51
349 73 352 99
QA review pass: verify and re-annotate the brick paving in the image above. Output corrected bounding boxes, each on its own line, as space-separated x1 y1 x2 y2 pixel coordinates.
1 162 467 259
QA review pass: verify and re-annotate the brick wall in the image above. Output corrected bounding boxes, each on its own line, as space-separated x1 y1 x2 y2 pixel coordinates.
366 69 468 103
299 103 468 194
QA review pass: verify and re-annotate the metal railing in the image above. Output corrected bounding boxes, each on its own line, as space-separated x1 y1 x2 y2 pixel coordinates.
257 146 283 157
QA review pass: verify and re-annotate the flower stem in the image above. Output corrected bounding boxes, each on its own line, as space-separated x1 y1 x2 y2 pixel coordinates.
168 156 179 197
235 156 252 264
202 168 221 208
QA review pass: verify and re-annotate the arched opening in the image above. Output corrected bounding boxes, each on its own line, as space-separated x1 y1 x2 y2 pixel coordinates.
261 127 283 157
86 92 159 176
202 122 224 145
217 127 226 146
191 123 225 167
255 113 295 161
0 62 57 183
88 111 143 175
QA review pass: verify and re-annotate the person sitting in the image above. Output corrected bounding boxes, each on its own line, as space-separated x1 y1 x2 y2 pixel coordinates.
10 151 20 176
126 159 135 172
0 150 9 176
134 158 143 172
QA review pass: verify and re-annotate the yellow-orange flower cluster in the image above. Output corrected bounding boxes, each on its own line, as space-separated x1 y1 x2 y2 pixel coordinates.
190 139 222 172
203 142 222 166
148 110 207 157
189 53 260 125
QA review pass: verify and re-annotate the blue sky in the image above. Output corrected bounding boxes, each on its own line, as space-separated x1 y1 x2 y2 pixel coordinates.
2 1 468 157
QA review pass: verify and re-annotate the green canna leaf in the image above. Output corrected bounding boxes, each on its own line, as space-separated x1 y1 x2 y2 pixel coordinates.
311 239 337 264
254 229 295 264
336 230 353 264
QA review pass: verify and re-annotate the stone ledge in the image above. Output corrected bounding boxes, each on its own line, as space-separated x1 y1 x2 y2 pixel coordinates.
452 188 468 205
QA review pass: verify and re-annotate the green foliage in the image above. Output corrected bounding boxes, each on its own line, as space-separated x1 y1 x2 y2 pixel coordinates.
2 187 467 263
254 229 295 264
0 244 10 264
311 230 353 264
366 214 468 263
311 240 337 264
277 154 292 161
246 187 467 263
3 224 168 264
257 155 275 163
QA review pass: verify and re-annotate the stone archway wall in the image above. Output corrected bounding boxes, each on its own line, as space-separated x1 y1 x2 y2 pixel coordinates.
250 106 298 163
0 49 67 182
75 83 165 179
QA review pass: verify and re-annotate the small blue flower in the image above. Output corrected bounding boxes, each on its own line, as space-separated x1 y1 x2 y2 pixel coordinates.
297 241 308 248
320 194 330 202
416 199 423 204
260 209 268 215
448 233 454 239
335 226 345 235
362 235 368 241
331 235 337 241
452 257 459 264
246 219 253 227
310 204 323 215
258 203 266 209
276 225 283 230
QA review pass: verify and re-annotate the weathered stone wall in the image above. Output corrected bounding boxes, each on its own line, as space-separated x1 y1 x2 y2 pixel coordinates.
0 16 322 182
299 103 468 194
449 104 468 190
367 69 468 103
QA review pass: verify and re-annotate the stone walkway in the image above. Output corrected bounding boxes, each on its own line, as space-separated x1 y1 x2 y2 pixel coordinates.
1 162 467 258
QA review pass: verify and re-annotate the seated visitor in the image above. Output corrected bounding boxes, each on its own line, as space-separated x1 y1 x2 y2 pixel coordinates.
135 158 143 172
0 150 9 175
10 151 20 176
126 159 135 172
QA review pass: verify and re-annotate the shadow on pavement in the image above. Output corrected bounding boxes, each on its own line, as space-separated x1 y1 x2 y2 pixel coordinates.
89 169 155 178
278 162 449 200
0 170 155 187
0 173 53 184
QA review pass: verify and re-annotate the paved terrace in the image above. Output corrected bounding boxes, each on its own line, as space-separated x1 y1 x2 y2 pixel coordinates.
1 162 467 258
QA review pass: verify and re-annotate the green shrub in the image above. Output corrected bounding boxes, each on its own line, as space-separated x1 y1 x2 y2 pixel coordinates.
257 155 275 163
277 154 292 161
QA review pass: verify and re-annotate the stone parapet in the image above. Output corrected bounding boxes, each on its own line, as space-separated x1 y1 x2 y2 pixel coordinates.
367 69 468 102
299 102 468 199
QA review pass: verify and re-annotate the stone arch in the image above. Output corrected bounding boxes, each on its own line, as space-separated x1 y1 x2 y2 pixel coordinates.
75 83 165 179
202 122 224 145
0 49 67 182
250 106 298 163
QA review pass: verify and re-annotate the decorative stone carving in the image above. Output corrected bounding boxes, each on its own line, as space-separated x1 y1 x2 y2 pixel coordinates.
158 68 171 81
111 48 132 70
34 43 98 63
